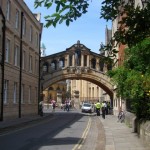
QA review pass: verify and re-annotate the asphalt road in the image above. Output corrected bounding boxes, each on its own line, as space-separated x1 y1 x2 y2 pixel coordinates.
0 109 105 150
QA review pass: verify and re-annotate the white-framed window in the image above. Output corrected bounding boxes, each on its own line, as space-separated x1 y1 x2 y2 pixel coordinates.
14 45 19 66
13 82 17 104
23 17 26 35
29 55 32 72
15 10 19 29
28 86 31 103
21 84 24 103
6 0 10 21
22 50 25 69
4 80 9 104
5 38 10 62
29 26 32 42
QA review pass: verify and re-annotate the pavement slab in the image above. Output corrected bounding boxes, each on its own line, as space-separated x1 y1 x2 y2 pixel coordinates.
99 115 150 150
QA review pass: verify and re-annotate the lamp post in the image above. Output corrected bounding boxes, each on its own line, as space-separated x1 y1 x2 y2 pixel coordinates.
18 11 23 118
0 7 5 121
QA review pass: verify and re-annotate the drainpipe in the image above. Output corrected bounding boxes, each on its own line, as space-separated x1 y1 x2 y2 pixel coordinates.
38 33 41 115
0 7 5 121
19 12 23 118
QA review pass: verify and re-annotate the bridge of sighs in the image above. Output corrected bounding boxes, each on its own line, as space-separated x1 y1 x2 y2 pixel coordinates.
40 41 114 106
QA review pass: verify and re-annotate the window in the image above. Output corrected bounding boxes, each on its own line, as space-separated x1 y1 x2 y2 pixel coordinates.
69 55 72 66
5 38 10 62
13 82 17 103
36 32 38 47
22 17 26 35
14 45 19 66
35 87 38 103
4 80 9 104
28 86 31 103
99 60 104 72
29 55 32 72
15 10 19 29
22 50 25 69
21 84 24 103
29 26 32 42
84 55 87 66
91 58 96 69
35 59 38 74
6 0 10 21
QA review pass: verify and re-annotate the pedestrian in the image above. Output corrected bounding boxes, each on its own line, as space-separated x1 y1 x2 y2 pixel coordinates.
52 101 56 112
95 100 101 116
39 101 44 116
64 99 69 111
101 101 106 119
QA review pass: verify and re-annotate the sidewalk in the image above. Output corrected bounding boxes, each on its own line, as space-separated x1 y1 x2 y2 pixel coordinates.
99 115 150 150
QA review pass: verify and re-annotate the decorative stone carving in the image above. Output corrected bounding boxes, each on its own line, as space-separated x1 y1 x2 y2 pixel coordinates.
75 67 81 75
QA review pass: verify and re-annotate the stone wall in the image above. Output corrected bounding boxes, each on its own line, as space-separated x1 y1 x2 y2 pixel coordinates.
139 121 150 147
124 111 150 147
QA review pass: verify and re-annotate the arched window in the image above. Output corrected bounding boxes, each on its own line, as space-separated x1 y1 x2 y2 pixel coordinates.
59 57 65 68
75 49 81 66
43 62 49 72
107 63 112 70
99 60 104 72
84 55 87 66
91 58 96 69
69 55 72 66
51 60 57 70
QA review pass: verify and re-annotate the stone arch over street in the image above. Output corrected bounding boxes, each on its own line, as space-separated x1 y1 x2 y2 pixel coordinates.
40 41 114 105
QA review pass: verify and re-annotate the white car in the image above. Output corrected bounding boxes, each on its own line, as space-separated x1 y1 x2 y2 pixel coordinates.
81 103 94 113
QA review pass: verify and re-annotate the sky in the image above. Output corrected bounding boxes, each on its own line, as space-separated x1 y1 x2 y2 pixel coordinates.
24 0 112 55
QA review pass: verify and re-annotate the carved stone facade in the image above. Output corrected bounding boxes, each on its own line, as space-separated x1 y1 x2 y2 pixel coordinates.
41 41 114 107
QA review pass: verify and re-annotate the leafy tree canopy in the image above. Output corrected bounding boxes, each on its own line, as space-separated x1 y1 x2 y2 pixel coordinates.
107 38 150 119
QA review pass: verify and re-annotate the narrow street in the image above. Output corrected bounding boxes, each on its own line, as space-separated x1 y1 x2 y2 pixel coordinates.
0 109 105 150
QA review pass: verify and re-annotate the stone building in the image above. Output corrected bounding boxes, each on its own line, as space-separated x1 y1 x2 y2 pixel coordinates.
0 0 43 120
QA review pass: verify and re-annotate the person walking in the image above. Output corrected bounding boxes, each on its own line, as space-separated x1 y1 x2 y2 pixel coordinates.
95 100 101 116
102 101 106 119
39 101 44 116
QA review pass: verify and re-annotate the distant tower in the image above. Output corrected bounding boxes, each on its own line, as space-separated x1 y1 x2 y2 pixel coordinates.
41 43 46 57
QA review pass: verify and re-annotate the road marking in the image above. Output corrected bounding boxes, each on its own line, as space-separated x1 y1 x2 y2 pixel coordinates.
72 117 91 150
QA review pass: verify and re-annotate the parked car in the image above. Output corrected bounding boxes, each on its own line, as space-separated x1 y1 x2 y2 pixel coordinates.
81 103 94 113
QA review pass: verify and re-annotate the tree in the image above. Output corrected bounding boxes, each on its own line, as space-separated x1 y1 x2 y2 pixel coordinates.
34 0 89 27
107 38 150 120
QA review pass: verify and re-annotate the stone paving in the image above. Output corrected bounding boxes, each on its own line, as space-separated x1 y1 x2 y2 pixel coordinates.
99 115 150 150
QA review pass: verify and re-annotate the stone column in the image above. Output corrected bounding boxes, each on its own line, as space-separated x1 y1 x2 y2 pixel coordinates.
73 54 75 67
65 55 69 67
57 92 62 106
87 55 90 67
81 54 84 67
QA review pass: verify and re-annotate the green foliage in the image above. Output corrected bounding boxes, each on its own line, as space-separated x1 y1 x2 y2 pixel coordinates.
34 0 89 27
108 39 150 120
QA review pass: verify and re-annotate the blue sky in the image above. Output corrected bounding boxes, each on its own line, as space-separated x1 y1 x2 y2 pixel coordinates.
24 0 112 55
